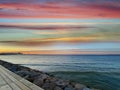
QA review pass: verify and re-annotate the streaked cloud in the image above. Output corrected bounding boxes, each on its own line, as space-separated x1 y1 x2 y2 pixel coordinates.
0 0 120 18
0 24 93 30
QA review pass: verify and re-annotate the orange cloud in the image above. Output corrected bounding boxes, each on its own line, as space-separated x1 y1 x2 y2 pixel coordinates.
0 35 118 47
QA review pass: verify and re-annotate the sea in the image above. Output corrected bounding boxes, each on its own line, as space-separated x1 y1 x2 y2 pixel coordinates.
0 55 120 90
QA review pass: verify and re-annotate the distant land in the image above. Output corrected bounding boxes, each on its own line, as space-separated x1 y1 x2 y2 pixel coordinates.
0 52 23 55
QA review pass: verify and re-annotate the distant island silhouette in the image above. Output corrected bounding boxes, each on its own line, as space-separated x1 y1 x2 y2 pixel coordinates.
0 52 23 55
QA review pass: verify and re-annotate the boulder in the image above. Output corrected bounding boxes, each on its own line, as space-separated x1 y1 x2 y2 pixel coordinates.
64 85 74 90
42 83 55 90
33 78 44 87
74 84 86 90
83 88 91 90
54 86 63 90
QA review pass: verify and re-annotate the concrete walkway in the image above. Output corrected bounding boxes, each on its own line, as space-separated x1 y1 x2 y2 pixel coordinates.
0 65 44 90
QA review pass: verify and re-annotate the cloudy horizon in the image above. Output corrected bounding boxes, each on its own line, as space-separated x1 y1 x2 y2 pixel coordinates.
0 0 120 54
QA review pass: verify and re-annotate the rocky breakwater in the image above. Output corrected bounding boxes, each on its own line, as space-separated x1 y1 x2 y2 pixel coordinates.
0 60 98 90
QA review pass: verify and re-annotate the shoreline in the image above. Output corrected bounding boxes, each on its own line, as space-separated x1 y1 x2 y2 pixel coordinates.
0 60 98 90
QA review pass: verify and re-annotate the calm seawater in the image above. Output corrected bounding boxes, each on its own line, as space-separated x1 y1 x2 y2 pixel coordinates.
0 55 120 90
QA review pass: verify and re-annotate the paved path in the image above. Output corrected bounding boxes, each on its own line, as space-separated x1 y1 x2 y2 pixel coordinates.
0 65 44 90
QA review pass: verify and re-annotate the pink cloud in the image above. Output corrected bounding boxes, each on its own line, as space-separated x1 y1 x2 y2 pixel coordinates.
0 2 119 18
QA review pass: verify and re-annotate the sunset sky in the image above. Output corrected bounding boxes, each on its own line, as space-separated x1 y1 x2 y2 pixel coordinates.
0 0 120 54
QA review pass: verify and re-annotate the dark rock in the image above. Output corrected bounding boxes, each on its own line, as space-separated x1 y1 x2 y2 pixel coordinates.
15 71 32 77
33 78 44 87
45 77 57 83
40 74 49 81
70 82 76 87
83 88 91 90
74 84 86 90
64 85 74 90
56 79 69 87
54 86 63 90
42 83 55 90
